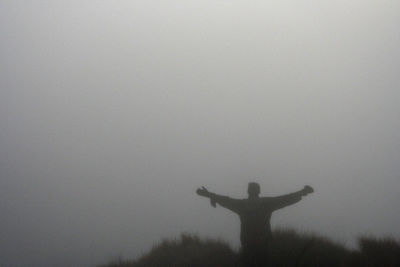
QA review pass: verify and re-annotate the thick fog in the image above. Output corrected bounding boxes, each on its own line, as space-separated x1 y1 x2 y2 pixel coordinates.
1 1 399 266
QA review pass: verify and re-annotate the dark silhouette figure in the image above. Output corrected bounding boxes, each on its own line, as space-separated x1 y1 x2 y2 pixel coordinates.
197 182 314 267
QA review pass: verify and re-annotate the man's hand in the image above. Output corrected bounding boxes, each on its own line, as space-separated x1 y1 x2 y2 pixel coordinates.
302 185 314 196
196 186 211 198
197 186 217 207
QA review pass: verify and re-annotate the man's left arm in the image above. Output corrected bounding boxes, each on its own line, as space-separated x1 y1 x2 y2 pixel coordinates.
264 185 314 211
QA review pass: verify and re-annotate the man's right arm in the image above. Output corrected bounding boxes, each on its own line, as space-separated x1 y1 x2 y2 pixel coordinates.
196 187 241 213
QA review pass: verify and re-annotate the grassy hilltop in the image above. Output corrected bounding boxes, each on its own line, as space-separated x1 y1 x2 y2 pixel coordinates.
100 228 400 267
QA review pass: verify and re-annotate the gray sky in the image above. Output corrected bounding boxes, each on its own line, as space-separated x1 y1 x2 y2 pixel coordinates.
1 1 400 266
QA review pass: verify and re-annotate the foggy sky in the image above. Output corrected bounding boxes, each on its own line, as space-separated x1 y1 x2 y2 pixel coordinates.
1 1 400 266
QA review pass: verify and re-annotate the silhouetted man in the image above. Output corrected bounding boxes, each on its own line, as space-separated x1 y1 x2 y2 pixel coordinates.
197 183 314 267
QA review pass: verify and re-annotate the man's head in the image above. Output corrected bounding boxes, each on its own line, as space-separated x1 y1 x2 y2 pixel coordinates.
247 182 260 198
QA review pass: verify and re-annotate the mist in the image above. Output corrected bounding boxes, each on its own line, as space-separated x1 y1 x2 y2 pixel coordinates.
1 1 400 266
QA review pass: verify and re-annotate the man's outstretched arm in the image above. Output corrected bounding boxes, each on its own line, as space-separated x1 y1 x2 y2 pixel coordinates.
196 186 242 213
264 185 314 211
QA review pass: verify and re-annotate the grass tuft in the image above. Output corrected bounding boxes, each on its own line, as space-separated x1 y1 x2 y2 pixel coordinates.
100 229 400 267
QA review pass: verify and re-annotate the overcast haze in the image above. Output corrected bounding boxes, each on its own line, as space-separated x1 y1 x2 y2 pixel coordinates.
1 1 400 266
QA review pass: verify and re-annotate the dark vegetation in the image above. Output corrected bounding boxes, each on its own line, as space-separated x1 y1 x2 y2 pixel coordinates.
100 228 400 267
